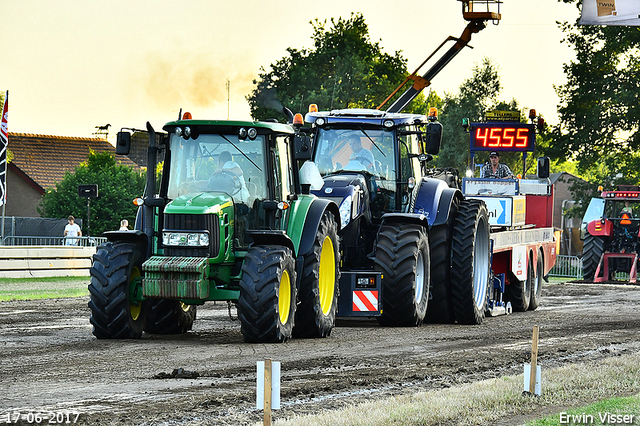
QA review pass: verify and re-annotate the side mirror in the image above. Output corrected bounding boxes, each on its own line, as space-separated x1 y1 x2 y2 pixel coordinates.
424 122 442 155
293 134 313 161
537 156 550 179
116 131 131 155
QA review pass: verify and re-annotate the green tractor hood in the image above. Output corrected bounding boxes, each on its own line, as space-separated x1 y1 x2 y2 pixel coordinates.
165 192 234 215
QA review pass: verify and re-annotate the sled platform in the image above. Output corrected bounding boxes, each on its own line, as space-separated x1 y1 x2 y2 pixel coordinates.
593 252 638 283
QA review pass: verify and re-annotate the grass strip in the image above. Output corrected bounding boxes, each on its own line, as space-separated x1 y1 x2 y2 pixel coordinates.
528 394 640 425
272 352 640 426
0 276 89 301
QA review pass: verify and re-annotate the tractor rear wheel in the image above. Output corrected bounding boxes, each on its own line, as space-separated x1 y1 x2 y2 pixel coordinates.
237 245 297 343
294 211 340 338
374 223 430 327
450 199 490 325
583 233 605 281
144 300 196 334
529 251 544 310
506 256 532 312
88 242 146 339
426 198 459 324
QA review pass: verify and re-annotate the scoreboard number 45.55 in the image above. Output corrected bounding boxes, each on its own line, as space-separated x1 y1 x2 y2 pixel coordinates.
469 122 535 152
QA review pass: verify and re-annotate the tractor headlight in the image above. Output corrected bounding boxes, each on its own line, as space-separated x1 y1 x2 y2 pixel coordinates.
339 195 352 229
162 231 210 247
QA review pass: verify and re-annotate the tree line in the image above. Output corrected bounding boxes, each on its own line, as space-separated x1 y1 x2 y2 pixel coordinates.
41 8 636 230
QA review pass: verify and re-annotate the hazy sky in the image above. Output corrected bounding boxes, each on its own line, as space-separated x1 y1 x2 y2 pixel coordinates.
0 0 579 143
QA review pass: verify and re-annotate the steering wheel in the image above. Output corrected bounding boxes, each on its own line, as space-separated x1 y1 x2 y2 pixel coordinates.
354 155 374 171
208 170 242 196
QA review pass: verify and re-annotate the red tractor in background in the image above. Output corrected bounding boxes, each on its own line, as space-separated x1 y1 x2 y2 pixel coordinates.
582 185 640 282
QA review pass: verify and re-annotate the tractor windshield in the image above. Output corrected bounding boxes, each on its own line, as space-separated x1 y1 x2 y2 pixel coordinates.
167 133 267 204
313 128 393 180
607 199 640 221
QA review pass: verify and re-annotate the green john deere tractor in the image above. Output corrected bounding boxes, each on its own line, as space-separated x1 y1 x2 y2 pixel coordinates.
88 110 340 343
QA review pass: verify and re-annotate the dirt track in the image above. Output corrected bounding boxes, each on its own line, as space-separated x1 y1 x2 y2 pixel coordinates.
2 282 640 425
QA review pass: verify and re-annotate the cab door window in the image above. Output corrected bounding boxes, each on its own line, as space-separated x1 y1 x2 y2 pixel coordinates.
272 136 293 201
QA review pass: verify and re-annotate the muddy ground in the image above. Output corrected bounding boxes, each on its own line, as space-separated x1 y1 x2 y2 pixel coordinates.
1 281 640 425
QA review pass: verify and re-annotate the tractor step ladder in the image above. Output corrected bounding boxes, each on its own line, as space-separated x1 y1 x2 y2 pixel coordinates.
593 252 638 283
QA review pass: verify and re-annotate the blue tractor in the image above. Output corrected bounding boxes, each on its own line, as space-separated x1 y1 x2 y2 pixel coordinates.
298 107 490 325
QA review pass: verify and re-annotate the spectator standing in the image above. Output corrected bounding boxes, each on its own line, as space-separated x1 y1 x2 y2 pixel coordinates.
64 215 82 246
119 219 129 231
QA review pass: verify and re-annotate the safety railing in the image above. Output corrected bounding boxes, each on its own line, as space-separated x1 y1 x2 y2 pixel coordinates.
1 236 107 247
548 255 583 279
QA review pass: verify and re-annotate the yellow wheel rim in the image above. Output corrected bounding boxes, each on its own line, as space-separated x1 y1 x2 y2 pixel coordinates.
129 267 142 321
278 270 292 325
180 302 191 312
318 236 336 315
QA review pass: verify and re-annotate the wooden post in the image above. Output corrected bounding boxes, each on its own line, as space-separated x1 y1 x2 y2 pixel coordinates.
529 325 539 394
264 359 272 426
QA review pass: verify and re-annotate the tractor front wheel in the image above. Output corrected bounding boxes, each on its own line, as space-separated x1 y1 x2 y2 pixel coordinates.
294 211 340 338
88 242 146 339
237 245 297 343
374 223 430 327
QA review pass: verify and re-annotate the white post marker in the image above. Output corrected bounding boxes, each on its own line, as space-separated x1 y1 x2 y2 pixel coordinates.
524 325 541 395
257 359 281 426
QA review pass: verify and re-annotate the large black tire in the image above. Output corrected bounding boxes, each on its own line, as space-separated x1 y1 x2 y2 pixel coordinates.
144 300 197 334
450 199 491 325
88 242 146 339
374 223 430 327
294 211 340 338
529 250 544 311
583 233 605 281
426 198 459 324
237 246 297 343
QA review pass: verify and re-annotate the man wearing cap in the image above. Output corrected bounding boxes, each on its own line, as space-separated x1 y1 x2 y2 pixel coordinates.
481 151 514 179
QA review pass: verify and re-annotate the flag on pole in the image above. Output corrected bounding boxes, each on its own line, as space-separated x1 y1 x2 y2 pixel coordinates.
580 0 640 26
0 90 8 207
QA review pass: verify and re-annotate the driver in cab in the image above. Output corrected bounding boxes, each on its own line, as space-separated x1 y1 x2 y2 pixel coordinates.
348 135 374 170
213 151 249 202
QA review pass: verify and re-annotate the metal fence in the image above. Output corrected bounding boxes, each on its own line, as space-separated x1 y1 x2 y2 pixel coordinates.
549 255 583 279
1 236 107 247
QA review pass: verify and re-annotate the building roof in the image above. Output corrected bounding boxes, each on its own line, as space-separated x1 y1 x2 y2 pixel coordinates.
8 132 139 191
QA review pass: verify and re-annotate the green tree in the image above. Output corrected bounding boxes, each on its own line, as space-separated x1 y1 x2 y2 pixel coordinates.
247 12 428 120
436 58 502 172
434 58 549 177
38 151 146 236
552 2 640 186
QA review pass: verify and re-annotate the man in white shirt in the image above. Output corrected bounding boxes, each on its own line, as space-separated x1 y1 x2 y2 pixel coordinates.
64 215 82 246
347 135 374 170
214 151 250 203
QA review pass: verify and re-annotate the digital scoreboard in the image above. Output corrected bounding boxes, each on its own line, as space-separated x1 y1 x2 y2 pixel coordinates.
469 122 535 152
